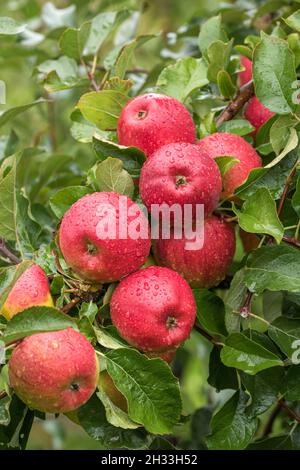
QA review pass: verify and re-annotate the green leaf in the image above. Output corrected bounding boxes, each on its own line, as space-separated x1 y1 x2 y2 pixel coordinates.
97 388 139 430
77 394 149 449
104 348 182 434
0 396 11 426
49 186 92 219
208 347 239 392
207 40 233 83
217 69 237 99
156 57 208 102
87 157 134 197
244 245 300 294
0 17 26 35
218 119 255 136
220 333 283 375
0 155 17 241
285 365 300 400
270 116 298 155
94 326 128 350
215 156 240 178
110 35 155 79
233 188 284 244
206 391 257 450
224 269 247 333
193 289 227 337
269 317 300 359
235 149 298 200
93 136 145 179
59 22 91 60
253 33 297 114
241 367 284 416
84 10 130 56
3 306 78 343
292 175 300 216
77 91 129 131
0 99 46 129
284 10 300 33
37 57 88 93
198 15 228 58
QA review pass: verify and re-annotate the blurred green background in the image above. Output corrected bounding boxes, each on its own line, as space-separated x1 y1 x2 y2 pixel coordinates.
0 0 234 450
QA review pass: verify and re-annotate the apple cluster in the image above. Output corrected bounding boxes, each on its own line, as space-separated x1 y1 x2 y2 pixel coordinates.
3 74 264 415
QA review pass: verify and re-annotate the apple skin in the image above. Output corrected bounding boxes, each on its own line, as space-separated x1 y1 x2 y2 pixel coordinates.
197 133 262 198
153 216 236 289
9 328 99 414
1 264 53 321
139 142 222 217
59 192 151 283
239 55 253 86
239 228 260 253
239 56 275 134
110 266 196 352
100 371 127 411
244 96 275 135
117 93 196 157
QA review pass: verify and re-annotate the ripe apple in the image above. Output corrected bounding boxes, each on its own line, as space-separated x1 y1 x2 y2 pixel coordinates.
239 228 260 253
100 371 127 411
139 142 222 217
1 264 53 321
110 266 196 352
239 56 275 134
9 328 99 413
153 215 236 288
59 192 151 283
244 96 275 135
117 93 196 157
197 133 262 198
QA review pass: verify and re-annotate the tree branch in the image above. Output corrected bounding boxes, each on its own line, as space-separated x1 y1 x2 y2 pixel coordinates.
279 398 300 425
262 402 282 437
277 160 298 216
194 324 223 348
282 236 300 249
61 297 81 314
0 239 20 265
0 391 7 400
216 81 255 127
240 290 254 318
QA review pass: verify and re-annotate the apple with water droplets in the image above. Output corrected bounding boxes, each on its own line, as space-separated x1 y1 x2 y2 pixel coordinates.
117 93 196 157
110 266 196 352
9 328 99 413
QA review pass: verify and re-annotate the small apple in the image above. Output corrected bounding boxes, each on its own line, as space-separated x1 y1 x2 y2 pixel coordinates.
197 133 262 198
239 56 275 134
117 93 196 157
9 328 99 413
59 192 151 283
1 264 53 321
100 371 127 411
240 228 260 253
110 266 196 352
139 142 222 217
153 215 236 288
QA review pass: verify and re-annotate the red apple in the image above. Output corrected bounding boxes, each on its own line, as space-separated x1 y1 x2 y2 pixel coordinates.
197 133 262 198
59 192 151 283
110 266 196 352
139 142 222 217
239 56 275 134
153 215 236 288
1 264 53 321
117 93 196 157
9 328 99 413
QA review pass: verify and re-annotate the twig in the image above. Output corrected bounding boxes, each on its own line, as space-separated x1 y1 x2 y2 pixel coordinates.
61 297 81 314
240 290 254 318
277 160 298 216
279 398 300 425
0 239 20 265
94 64 149 74
282 236 300 249
81 58 99 91
216 81 255 127
44 92 57 151
194 324 223 348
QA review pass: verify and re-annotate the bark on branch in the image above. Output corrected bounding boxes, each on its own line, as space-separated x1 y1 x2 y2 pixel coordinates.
216 81 255 127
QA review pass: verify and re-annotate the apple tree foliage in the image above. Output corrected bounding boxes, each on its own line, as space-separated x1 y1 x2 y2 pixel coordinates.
1 0 300 450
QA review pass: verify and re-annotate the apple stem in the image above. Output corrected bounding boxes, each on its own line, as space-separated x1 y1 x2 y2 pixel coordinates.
61 297 81 314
